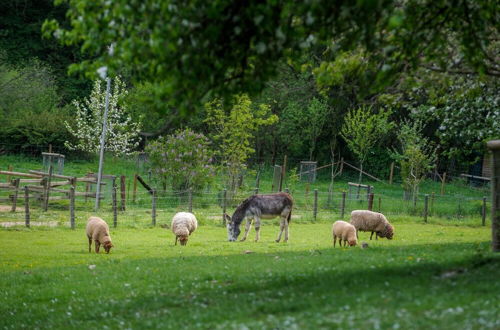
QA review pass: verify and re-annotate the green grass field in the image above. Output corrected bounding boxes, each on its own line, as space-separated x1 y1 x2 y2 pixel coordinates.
1 222 498 329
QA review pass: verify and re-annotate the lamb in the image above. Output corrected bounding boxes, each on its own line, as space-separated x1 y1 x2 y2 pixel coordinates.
86 216 113 253
171 212 198 246
349 210 394 240
332 220 358 247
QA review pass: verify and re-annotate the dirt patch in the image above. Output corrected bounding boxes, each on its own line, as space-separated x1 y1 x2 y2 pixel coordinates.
0 205 22 213
0 221 59 228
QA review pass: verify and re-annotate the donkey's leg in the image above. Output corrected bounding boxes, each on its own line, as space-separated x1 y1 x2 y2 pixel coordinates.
276 217 285 242
283 216 290 243
240 218 252 242
254 217 261 242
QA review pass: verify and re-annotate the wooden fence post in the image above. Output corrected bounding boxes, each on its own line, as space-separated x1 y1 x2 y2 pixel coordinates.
440 172 447 195
378 196 381 212
188 188 193 213
285 187 289 194
133 174 138 203
112 185 118 228
487 140 500 251
11 178 20 212
341 191 346 219
482 196 487 226
70 186 75 229
368 193 374 211
120 175 126 211
222 189 227 225
389 162 394 185
152 189 157 226
313 189 318 221
279 155 287 192
424 194 429 223
254 188 259 195
43 165 53 211
431 192 435 215
24 186 30 228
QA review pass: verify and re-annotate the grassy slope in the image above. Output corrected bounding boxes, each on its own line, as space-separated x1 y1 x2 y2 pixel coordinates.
0 223 498 329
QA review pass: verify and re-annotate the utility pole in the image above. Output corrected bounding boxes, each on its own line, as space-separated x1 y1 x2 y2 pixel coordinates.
95 72 111 211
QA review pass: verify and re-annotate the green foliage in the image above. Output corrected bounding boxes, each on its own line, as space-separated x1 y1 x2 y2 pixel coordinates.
341 106 393 182
0 0 91 102
145 128 215 192
392 121 437 201
204 94 277 192
42 0 498 112
0 60 72 152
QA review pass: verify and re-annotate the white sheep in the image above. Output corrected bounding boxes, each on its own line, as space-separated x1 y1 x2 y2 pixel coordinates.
171 212 198 246
349 210 394 240
86 216 113 253
332 220 358 247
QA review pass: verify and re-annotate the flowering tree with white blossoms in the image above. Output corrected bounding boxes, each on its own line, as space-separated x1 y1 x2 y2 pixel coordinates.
65 76 141 155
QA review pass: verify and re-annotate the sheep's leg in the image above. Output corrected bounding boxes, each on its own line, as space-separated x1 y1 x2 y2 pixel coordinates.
95 241 100 253
370 231 374 240
240 218 252 242
88 236 92 253
375 233 378 240
175 236 178 246
333 235 336 247
276 217 285 242
356 230 359 239
254 217 261 242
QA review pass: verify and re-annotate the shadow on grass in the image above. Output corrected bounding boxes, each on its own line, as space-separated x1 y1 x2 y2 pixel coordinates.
1 241 498 328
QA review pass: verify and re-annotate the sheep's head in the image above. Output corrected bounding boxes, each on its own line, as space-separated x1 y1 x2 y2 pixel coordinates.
384 224 394 240
103 240 113 253
348 238 357 247
225 213 240 242
176 227 190 246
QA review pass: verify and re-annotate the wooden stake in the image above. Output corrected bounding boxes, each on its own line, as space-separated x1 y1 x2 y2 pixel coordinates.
424 194 429 223
120 175 126 211
188 188 193 213
368 193 374 211
222 189 227 225
279 155 287 192
313 189 318 221
24 187 30 228
440 172 447 195
133 174 138 202
43 165 53 211
11 178 20 212
152 189 157 226
389 162 394 185
482 196 487 226
70 186 75 229
112 185 117 228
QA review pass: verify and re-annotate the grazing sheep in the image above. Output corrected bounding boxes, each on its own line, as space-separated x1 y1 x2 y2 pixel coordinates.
86 216 113 253
349 210 394 240
332 220 358 247
171 212 198 246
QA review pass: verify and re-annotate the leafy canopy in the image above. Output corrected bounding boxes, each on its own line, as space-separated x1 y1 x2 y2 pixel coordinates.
341 106 393 165
42 0 498 112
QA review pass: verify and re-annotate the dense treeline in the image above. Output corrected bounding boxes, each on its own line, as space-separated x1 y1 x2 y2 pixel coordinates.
0 0 498 178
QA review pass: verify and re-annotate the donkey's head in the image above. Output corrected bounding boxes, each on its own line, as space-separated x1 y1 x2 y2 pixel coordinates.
225 213 240 241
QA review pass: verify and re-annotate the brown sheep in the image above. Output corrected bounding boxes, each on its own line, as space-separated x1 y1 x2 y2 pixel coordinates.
86 216 113 253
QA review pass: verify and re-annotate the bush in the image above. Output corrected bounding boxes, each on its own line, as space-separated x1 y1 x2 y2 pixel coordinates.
146 128 215 192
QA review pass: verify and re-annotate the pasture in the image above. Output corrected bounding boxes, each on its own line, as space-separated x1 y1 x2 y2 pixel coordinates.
1 222 498 329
